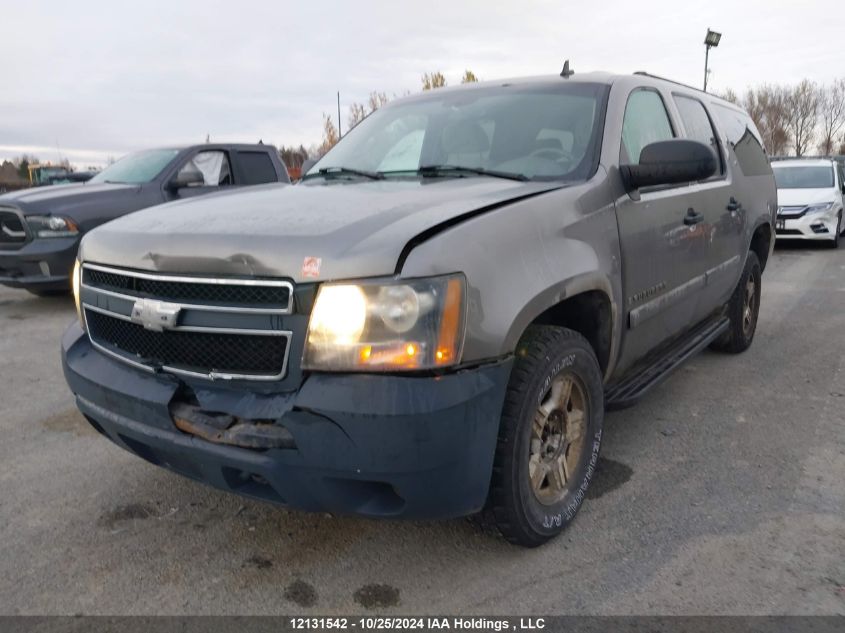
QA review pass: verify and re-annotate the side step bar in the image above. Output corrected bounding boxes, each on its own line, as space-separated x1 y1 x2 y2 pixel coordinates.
605 316 729 411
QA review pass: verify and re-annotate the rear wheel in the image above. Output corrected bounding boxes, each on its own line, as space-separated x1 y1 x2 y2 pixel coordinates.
710 251 761 353
483 325 604 547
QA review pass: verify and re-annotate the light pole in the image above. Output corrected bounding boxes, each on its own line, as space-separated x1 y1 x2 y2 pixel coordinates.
703 28 722 92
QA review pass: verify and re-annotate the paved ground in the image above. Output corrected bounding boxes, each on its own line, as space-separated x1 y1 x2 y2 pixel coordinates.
0 244 843 616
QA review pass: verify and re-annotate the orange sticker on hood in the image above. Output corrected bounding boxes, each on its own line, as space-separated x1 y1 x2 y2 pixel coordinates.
301 256 322 278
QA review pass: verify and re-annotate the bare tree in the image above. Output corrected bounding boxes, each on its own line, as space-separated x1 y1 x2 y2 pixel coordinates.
367 91 389 111
817 78 845 155
785 80 820 157
461 70 479 83
347 91 390 131
720 88 739 104
743 85 790 156
422 71 447 90
347 102 367 130
278 145 309 171
319 113 339 156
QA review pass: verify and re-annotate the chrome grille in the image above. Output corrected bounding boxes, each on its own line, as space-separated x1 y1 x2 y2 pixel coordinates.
81 263 293 381
777 205 806 217
83 263 292 311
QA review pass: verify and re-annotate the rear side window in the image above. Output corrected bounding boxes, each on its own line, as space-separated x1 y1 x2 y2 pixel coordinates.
620 89 674 164
239 152 278 184
712 104 772 177
673 95 723 175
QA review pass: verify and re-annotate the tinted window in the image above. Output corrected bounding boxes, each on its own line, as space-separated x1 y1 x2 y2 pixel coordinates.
674 95 723 174
239 152 278 184
310 82 609 181
620 89 674 164
712 104 771 177
772 165 834 189
178 151 232 186
90 149 178 184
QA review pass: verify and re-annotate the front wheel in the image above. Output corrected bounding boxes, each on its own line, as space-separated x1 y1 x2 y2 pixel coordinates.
828 213 841 249
484 325 604 547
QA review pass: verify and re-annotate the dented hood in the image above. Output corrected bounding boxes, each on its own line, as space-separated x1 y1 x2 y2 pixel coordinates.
80 178 561 281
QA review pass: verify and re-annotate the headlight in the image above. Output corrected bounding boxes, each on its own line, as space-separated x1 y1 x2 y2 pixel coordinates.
72 259 83 327
302 274 466 371
26 215 79 238
805 202 834 214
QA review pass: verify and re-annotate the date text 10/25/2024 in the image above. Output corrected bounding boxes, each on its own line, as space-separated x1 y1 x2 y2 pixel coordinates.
289 618 547 631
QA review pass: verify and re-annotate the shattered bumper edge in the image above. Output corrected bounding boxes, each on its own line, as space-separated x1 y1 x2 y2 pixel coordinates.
61 323 513 520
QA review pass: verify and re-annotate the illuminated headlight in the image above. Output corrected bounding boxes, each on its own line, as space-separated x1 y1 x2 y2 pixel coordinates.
303 274 466 371
805 202 834 214
26 215 79 238
72 259 84 328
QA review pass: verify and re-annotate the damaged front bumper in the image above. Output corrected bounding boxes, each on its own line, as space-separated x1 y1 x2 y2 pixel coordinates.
62 323 512 519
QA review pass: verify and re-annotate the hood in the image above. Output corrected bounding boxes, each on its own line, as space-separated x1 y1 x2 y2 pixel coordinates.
80 178 562 282
777 187 838 207
0 182 137 216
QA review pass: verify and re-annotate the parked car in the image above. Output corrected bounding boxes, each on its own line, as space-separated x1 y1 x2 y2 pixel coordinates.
772 157 845 247
0 143 289 295
62 71 775 547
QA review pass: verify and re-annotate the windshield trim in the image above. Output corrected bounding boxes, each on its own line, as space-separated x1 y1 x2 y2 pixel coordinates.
89 149 180 185
307 83 611 184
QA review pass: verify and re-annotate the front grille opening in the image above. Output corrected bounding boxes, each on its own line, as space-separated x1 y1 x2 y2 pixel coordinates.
86 309 288 377
323 478 406 516
222 467 286 504
83 267 291 309
0 211 28 247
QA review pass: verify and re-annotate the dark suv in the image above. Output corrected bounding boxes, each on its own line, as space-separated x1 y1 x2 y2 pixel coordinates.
62 72 776 546
0 143 288 295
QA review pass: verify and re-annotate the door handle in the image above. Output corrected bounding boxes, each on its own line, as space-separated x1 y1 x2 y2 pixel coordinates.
726 197 741 212
684 208 704 226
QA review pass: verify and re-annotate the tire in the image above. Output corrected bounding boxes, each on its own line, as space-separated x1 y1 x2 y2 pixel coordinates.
483 325 604 547
828 213 841 249
710 251 762 354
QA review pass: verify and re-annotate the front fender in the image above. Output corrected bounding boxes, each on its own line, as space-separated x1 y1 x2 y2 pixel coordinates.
400 175 623 377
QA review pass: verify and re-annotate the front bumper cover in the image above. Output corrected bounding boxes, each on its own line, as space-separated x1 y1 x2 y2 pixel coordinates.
775 210 841 241
62 323 512 519
0 235 79 289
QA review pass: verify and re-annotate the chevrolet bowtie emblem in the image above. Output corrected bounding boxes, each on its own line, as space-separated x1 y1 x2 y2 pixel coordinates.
130 298 181 332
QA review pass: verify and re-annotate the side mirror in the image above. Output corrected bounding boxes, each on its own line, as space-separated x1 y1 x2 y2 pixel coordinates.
620 139 717 192
168 169 204 190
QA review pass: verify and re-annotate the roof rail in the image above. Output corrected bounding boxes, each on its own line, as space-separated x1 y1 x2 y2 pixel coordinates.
633 71 712 96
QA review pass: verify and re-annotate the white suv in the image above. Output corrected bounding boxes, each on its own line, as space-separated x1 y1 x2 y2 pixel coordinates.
773 158 845 248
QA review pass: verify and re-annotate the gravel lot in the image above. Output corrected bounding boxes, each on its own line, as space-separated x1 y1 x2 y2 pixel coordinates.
0 244 843 615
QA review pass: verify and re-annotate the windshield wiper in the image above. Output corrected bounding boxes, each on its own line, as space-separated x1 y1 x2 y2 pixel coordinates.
416 164 529 182
302 166 384 181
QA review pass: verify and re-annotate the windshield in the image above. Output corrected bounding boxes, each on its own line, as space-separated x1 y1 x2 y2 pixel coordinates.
90 149 179 184
310 82 608 181
773 165 834 189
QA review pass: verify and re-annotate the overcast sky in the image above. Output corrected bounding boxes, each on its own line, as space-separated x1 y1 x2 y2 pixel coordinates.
2 0 843 167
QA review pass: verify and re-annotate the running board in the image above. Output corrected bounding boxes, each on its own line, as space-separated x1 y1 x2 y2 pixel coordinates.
605 316 729 411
